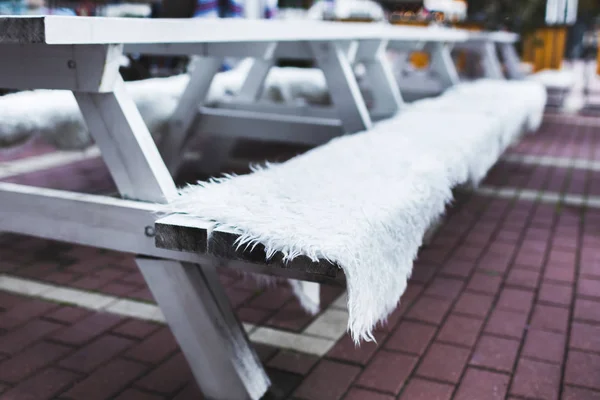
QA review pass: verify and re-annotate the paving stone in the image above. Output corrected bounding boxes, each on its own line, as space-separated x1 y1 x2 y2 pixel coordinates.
66 358 148 400
0 341 72 383
356 350 417 395
0 367 81 400
293 360 360 400
50 312 124 346
416 343 470 384
398 378 454 400
268 350 319 376
405 296 452 325
496 288 535 314
0 299 59 330
60 334 134 373
327 331 386 365
562 386 600 400
570 322 600 352
510 358 561 400
530 304 570 333
453 292 494 318
0 319 63 355
565 350 600 390
575 298 600 323
134 353 194 395
538 281 573 306
384 320 436 355
577 278 600 299
112 319 161 340
470 335 520 372
454 368 510 400
437 314 484 347
425 277 464 300
484 309 528 340
506 268 541 289
467 272 502 295
343 387 396 400
522 329 565 364
124 327 178 364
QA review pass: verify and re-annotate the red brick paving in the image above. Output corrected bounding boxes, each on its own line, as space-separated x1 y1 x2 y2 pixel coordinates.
470 335 520 373
1 116 600 398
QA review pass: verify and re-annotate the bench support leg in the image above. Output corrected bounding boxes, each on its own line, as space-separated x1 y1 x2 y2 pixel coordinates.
499 43 525 80
160 56 222 176
74 75 270 400
136 258 269 400
480 42 505 80
356 39 404 118
237 59 273 102
195 58 274 176
426 42 460 89
309 40 372 133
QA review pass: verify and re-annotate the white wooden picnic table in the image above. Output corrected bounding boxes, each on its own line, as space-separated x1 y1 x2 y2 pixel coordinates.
0 15 472 400
453 30 524 80
121 21 469 175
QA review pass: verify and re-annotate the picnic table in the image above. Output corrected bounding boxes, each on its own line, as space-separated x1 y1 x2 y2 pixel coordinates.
452 30 524 80
0 15 472 400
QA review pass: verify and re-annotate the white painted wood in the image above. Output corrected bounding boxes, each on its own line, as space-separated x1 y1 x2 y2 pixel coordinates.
499 42 526 80
0 16 469 45
136 258 270 400
0 183 341 283
355 39 404 116
237 59 273 102
213 101 339 119
309 40 372 133
72 60 271 399
469 31 519 44
195 107 343 144
125 42 277 59
426 41 460 88
160 56 222 175
480 41 505 79
0 43 122 92
75 76 178 203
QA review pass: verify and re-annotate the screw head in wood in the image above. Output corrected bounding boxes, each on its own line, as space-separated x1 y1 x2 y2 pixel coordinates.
67 60 77 69
145 226 156 237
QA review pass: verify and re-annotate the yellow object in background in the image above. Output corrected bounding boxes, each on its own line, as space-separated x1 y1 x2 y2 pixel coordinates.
410 51 430 69
390 20 431 69
522 27 567 72
597 32 600 76
450 22 482 73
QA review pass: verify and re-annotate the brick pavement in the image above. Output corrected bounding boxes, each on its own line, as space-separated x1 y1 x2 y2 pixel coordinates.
0 111 600 399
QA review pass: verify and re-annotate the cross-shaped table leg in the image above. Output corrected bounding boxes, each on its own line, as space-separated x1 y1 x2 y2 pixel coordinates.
74 49 270 400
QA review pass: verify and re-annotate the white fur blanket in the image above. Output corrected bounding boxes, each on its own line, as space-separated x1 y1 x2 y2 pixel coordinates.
528 69 576 90
159 80 546 342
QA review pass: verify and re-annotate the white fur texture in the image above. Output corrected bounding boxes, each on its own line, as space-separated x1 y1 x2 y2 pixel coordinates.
160 80 546 343
307 0 385 21
529 69 576 90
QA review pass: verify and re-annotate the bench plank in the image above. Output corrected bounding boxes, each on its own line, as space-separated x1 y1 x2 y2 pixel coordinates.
155 214 344 285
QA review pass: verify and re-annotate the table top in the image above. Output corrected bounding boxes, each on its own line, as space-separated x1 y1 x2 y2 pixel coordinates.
0 16 469 45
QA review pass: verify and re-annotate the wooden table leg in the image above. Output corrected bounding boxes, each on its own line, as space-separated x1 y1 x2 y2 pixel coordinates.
75 74 270 400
